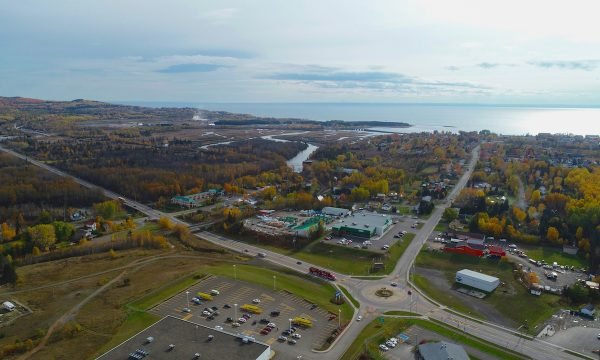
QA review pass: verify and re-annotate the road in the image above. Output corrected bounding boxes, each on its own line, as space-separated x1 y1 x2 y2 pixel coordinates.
0 144 590 360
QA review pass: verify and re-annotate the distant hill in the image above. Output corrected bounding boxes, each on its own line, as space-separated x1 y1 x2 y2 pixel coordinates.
0 96 410 128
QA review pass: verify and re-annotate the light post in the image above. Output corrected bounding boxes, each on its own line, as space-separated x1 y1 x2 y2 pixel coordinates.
234 303 238 321
289 318 293 332
338 309 341 329
273 275 277 291
233 264 237 280
195 325 199 341
186 291 190 309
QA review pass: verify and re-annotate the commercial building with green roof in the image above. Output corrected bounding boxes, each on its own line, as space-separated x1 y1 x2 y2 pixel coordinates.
331 212 392 238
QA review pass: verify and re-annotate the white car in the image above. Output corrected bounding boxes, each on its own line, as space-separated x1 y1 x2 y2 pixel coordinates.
292 333 301 339
182 307 191 313
202 311 211 316
210 289 220 295
267 322 277 328
214 325 224 331
232 322 241 327
238 317 247 323
379 344 389 351
386 341 396 348
252 298 261 304
356 315 362 321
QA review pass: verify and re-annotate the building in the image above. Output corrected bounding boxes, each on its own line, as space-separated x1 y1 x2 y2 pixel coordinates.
581 304 595 317
331 212 392 238
455 269 500 293
417 341 469 360
321 206 350 217
97 316 271 360
171 192 213 208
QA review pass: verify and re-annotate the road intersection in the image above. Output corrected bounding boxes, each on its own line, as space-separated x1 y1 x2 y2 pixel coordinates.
0 143 591 360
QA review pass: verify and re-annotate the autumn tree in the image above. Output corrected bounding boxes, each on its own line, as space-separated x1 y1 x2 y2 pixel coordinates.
93 200 122 220
442 208 459 223
546 226 560 245
53 221 75 243
1 223 16 243
28 224 57 250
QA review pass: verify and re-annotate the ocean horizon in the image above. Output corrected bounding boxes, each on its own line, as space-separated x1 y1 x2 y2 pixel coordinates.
117 101 600 136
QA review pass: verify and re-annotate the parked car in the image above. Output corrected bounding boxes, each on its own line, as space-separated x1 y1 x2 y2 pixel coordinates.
182 307 191 313
271 311 280 317
210 289 220 296
252 298 261 304
278 336 287 342
259 318 270 324
379 344 389 351
288 339 297 345
223 304 231 309
292 333 301 339
267 322 276 328
232 322 241 327
238 318 247 323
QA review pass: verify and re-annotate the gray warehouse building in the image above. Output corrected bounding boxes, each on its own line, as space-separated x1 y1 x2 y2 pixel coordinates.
455 269 500 293
97 316 271 360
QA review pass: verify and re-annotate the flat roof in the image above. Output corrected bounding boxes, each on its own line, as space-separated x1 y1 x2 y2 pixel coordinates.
333 212 391 229
457 269 499 283
321 206 350 216
97 316 270 360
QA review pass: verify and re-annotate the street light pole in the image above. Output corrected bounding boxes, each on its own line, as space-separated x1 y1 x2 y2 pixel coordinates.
234 303 238 321
233 264 237 280
289 318 293 332
338 309 341 329
186 291 190 309
273 275 276 291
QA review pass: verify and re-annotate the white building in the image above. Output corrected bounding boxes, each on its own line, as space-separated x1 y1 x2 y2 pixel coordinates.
455 269 500 293
321 207 350 217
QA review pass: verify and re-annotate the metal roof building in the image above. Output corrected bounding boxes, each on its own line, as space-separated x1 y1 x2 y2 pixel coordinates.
331 212 392 238
321 206 351 217
417 341 469 360
97 316 271 360
455 269 500 293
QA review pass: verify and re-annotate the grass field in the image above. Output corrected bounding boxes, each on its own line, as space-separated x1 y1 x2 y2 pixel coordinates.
340 317 527 360
129 273 206 310
243 233 414 276
339 285 360 308
522 246 587 268
414 250 563 331
383 311 420 316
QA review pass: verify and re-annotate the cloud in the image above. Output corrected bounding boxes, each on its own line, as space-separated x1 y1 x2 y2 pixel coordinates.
199 8 238 23
477 62 500 69
445 65 461 71
263 69 491 95
529 60 600 71
157 63 229 73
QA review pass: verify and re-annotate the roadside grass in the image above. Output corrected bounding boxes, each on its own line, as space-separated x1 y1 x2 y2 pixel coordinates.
339 285 360 308
203 263 354 322
340 317 527 360
93 310 159 356
383 311 420 316
240 233 414 276
129 273 206 310
397 206 411 215
412 273 479 317
415 250 563 331
521 246 587 268
434 221 449 232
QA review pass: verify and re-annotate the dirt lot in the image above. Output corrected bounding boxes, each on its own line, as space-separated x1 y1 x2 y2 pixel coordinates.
151 275 337 360
415 267 514 328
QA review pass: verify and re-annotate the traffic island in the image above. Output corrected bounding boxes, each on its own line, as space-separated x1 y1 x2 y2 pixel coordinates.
375 287 394 298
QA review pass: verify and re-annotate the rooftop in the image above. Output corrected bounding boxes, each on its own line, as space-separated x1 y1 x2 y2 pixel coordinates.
457 269 499 283
97 316 270 360
418 341 469 360
333 211 391 229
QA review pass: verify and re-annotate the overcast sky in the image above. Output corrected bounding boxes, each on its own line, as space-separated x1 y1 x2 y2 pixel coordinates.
2 0 600 104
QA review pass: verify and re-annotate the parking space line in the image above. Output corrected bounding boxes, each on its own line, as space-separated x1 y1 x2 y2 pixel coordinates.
183 314 193 321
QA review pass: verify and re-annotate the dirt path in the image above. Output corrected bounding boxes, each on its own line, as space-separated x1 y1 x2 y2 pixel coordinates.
517 177 527 210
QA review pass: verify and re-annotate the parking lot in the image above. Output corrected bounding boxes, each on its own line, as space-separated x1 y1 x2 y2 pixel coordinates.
150 275 337 360
325 215 417 253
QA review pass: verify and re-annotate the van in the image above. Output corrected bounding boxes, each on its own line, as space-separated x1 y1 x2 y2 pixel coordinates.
257 252 266 258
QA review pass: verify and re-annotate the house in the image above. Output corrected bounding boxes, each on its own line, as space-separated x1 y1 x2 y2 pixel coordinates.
417 341 469 360
84 221 97 232
581 304 595 317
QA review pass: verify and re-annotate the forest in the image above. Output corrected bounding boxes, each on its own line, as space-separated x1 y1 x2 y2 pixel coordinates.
455 137 600 270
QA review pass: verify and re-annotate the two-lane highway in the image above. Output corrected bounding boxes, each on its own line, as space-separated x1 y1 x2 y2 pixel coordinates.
0 143 590 360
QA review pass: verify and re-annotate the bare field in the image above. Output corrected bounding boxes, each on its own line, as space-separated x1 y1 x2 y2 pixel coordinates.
0 248 239 359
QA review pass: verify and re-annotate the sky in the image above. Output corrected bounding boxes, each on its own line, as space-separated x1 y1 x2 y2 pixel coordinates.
1 0 600 105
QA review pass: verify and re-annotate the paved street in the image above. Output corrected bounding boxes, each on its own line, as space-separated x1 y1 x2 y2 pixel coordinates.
0 143 593 360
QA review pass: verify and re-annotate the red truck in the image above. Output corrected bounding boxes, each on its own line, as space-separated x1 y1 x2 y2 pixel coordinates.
309 267 336 281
